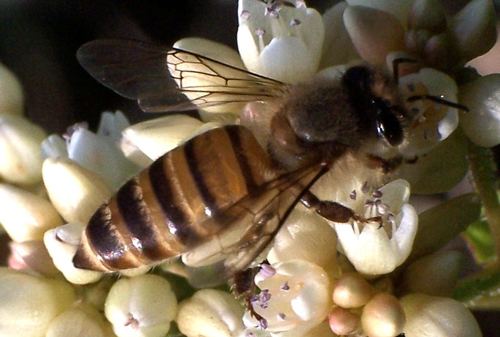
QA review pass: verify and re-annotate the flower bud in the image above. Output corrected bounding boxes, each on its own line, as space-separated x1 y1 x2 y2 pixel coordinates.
0 114 46 185
401 293 482 337
46 305 114 337
105 274 177 337
44 223 103 284
346 0 414 27
459 74 500 147
9 240 59 276
361 293 405 337
178 289 244 337
0 183 62 242
0 63 24 115
401 250 463 297
328 307 360 335
450 0 497 63
343 6 405 65
0 268 75 337
42 157 112 224
332 273 374 308
407 0 446 33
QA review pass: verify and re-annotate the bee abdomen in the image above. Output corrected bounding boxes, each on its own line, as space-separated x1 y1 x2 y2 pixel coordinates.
73 125 276 272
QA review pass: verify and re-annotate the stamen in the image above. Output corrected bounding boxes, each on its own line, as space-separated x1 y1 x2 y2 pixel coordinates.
295 0 306 8
372 190 383 198
63 122 89 142
259 318 268 329
349 190 357 200
259 264 276 279
240 10 251 20
361 181 370 194
281 281 290 291
277 312 286 320
255 28 266 51
289 18 301 26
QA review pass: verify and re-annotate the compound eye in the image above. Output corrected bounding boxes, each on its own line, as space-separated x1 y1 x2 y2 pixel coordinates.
376 106 404 146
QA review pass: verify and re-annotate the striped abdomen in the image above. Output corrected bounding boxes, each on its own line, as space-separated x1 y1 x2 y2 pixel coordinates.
73 125 278 271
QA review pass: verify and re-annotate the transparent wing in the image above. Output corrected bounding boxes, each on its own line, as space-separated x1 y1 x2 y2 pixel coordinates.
77 39 287 112
181 163 329 287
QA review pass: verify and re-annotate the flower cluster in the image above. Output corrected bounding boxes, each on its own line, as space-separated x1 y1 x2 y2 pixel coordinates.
0 1 498 337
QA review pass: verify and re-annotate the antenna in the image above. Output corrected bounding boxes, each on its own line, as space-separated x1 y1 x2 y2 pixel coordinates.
407 94 469 112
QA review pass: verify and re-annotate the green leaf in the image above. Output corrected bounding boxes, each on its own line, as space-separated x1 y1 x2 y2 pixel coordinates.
409 193 482 261
453 267 500 310
463 219 496 264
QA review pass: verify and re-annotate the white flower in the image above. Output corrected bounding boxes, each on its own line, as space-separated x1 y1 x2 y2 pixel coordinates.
244 260 331 337
105 274 177 337
400 293 482 337
237 0 324 83
42 111 139 190
332 179 418 275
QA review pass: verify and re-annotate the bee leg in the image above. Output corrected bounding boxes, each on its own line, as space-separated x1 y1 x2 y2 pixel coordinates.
300 192 354 223
366 154 402 173
301 192 384 226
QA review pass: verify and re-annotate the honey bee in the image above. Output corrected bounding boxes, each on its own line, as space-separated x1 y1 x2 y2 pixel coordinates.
72 40 462 281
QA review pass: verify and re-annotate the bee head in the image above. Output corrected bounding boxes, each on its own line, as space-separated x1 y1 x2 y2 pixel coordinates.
342 66 404 147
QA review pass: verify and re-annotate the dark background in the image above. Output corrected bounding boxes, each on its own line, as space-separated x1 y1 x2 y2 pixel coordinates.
0 1 498 335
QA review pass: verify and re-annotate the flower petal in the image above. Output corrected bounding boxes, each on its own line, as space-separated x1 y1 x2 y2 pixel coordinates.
44 223 103 284
267 206 337 273
321 2 359 68
256 37 317 84
0 184 63 242
0 63 24 115
42 157 112 224
177 289 244 337
0 114 46 185
174 37 245 69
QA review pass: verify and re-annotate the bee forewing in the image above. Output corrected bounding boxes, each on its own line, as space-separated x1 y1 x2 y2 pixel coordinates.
77 40 286 113
181 162 328 285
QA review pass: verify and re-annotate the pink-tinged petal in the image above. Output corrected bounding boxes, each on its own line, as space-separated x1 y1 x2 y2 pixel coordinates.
344 6 405 65
459 74 500 147
346 0 414 27
321 2 359 68
450 0 497 63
